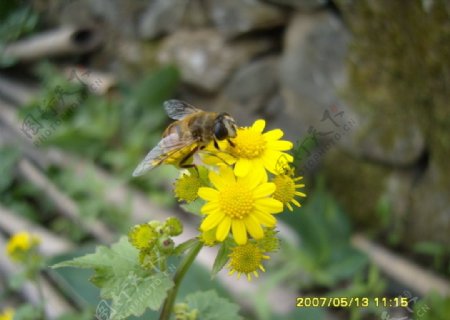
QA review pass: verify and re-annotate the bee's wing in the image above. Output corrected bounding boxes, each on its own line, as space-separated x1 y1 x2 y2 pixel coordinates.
132 133 195 177
164 100 201 120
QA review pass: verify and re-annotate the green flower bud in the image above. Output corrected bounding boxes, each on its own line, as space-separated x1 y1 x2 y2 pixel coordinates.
158 236 175 254
128 223 158 250
163 217 183 236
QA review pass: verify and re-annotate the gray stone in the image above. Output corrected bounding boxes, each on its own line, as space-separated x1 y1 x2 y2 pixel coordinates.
157 29 274 92
138 0 189 39
279 11 425 166
408 161 450 246
277 11 349 139
207 0 287 37
263 0 328 10
214 56 279 125
58 0 147 38
337 111 426 166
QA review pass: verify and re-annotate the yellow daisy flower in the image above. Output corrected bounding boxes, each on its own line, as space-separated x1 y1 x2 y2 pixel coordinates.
6 232 40 262
0 308 14 320
198 166 283 245
228 242 270 281
198 228 218 246
128 223 158 250
273 173 306 211
173 171 203 203
229 119 293 177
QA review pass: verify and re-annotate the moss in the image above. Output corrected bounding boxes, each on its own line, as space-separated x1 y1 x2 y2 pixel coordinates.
323 149 389 230
337 0 450 168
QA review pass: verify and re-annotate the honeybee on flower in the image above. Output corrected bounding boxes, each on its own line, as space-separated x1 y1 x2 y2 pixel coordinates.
132 100 306 281
133 100 238 176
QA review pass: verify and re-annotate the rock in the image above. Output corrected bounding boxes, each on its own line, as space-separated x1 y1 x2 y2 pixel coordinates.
334 0 447 166
138 0 187 39
408 161 450 246
57 0 150 38
157 29 274 92
337 111 426 166
323 149 391 229
324 148 450 247
263 0 328 10
216 56 279 124
276 11 349 139
207 0 287 37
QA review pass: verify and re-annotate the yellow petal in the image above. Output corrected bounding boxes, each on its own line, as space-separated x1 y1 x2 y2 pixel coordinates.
238 162 266 190
251 119 266 133
198 187 219 201
232 220 247 245
253 210 276 227
216 217 232 241
209 166 235 189
263 129 283 141
255 198 283 213
200 201 220 214
234 158 251 177
253 183 275 198
244 215 264 239
200 212 225 231
267 140 293 151
263 151 293 174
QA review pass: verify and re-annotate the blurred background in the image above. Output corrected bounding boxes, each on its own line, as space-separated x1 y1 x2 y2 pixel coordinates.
0 0 449 319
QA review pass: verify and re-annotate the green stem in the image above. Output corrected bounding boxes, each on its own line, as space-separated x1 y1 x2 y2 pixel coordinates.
159 240 203 320
35 277 46 319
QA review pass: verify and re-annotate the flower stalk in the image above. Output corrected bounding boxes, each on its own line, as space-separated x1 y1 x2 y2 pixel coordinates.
159 240 204 320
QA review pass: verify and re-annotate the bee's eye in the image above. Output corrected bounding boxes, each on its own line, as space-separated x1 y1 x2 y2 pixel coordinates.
214 122 228 140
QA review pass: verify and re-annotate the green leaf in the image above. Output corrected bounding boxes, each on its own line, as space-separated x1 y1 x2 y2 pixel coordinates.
279 177 369 286
8 271 27 290
52 237 138 273
414 292 450 320
211 242 231 278
180 198 205 216
12 304 42 320
108 272 173 319
184 290 242 320
52 237 174 319
0 147 20 193
174 238 199 256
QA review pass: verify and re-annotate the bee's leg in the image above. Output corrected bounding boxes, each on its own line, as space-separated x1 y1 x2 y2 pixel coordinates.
200 150 234 167
213 139 220 150
227 139 235 147
179 146 199 175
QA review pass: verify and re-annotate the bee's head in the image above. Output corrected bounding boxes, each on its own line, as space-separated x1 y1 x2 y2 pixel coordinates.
214 113 237 140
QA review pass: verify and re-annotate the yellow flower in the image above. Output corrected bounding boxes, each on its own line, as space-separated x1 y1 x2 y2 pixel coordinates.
6 232 40 262
174 172 203 203
228 242 270 281
198 166 283 245
229 119 293 177
198 228 217 246
128 224 158 250
256 228 279 252
273 173 306 211
0 308 14 320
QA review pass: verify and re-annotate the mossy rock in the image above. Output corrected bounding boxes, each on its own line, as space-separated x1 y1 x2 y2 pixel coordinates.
331 0 450 245
337 0 450 169
323 148 390 230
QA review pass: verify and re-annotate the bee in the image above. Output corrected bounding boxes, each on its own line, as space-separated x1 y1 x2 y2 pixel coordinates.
132 100 238 177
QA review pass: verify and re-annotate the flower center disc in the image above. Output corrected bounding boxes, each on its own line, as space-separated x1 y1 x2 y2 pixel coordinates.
231 129 266 159
229 243 263 273
273 175 296 203
219 183 254 219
